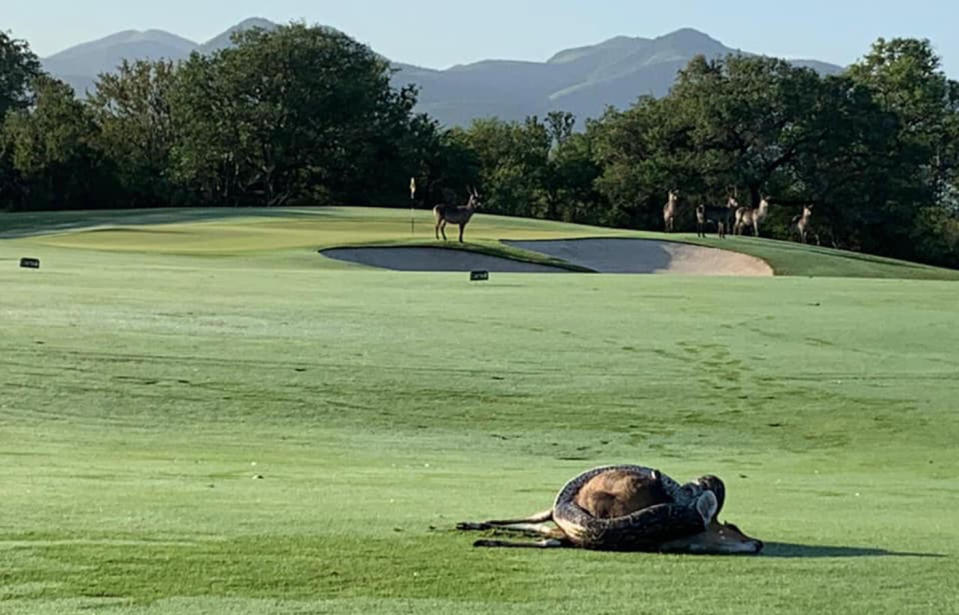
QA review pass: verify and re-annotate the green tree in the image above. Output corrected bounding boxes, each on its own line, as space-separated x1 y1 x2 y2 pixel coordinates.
668 55 828 207
462 116 550 217
545 124 606 223
847 38 959 259
785 74 900 249
537 111 604 221
3 76 115 210
0 31 43 208
545 110 576 149
593 98 699 229
170 22 425 207
849 38 957 195
590 51 927 248
88 60 178 207
411 126 480 208
0 31 41 117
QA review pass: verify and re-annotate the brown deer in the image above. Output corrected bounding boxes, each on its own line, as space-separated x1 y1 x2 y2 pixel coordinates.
734 195 771 237
696 195 739 239
791 204 814 243
663 190 680 233
434 188 481 243
457 465 763 555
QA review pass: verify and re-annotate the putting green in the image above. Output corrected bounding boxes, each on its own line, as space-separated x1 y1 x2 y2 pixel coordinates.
4 206 957 279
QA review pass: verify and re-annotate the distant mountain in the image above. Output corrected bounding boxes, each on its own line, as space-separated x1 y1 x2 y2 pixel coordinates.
43 29 196 95
41 18 279 95
393 28 844 126
196 17 278 55
43 20 844 125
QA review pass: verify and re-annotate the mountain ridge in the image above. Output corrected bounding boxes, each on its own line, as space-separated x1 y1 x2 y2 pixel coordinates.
41 19 845 127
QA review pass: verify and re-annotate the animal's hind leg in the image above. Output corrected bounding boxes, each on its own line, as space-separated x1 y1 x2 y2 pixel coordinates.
459 510 565 548
440 221 448 241
473 538 568 549
457 509 553 531
458 522 558 538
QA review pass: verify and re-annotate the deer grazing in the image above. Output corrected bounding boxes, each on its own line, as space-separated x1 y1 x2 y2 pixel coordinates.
696 195 739 239
791 204 814 243
434 188 481 243
458 465 763 555
663 190 680 233
734 195 771 237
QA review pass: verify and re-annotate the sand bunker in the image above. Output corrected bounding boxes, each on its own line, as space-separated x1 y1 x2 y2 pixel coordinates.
322 239 773 276
504 238 773 276
321 247 567 272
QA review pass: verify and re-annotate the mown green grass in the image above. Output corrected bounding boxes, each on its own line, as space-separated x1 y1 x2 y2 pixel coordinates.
681 234 959 279
4 206 957 279
1 208 958 614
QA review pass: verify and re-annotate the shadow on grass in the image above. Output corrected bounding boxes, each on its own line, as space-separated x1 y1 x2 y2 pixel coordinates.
762 542 946 558
0 207 338 239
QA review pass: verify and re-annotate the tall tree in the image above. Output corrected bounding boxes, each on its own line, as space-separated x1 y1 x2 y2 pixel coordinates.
410 125 480 209
462 116 550 217
0 31 43 208
669 55 828 207
545 111 576 149
88 60 178 207
3 76 115 210
847 38 959 258
594 97 698 229
170 22 425 207
0 31 41 118
545 123 606 223
786 74 899 249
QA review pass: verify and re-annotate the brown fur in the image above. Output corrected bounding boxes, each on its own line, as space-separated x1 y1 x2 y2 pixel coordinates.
459 466 763 554
696 196 738 239
791 204 814 243
734 196 770 236
434 188 481 243
574 469 670 518
659 519 760 554
663 191 679 233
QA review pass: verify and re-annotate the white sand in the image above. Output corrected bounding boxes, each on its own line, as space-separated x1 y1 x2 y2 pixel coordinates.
504 239 773 276
321 239 773 276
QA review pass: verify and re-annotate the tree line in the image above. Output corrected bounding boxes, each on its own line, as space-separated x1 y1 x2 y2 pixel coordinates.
1 24 957 268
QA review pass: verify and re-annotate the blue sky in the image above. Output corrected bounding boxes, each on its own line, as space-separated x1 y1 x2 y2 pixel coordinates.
7 0 959 76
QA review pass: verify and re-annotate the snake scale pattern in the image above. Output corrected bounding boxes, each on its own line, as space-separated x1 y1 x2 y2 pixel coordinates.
550 464 725 551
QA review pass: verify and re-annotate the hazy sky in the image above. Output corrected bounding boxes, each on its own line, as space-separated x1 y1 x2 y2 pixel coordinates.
7 0 959 76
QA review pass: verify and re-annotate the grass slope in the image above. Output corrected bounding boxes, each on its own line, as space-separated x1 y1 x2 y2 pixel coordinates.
1 208 957 613
3 206 957 279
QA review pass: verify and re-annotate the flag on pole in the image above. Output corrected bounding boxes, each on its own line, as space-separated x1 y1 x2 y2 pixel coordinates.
409 178 417 235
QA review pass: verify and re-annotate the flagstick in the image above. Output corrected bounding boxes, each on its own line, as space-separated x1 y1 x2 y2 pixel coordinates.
409 177 417 236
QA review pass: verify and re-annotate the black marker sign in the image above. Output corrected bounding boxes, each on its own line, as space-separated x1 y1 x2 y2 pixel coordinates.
20 258 40 269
